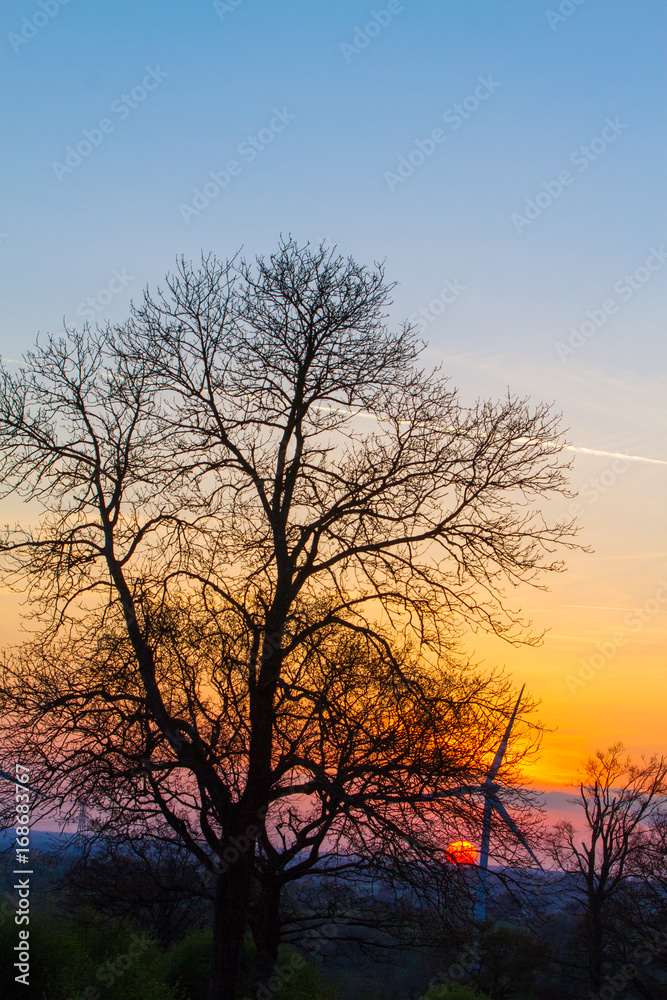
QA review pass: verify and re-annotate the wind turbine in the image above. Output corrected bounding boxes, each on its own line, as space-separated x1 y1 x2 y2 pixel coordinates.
471 684 542 921
426 684 542 921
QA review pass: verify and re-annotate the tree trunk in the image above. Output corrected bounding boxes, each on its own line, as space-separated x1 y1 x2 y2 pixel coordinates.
249 877 282 998
587 898 604 995
209 852 254 1000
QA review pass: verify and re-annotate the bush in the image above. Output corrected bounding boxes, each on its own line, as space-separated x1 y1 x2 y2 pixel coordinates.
272 944 338 1000
419 985 490 1000
164 928 213 1000
1 904 336 1000
0 906 181 1000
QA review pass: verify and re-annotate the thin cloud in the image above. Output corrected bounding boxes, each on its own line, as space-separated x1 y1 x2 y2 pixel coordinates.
316 404 667 467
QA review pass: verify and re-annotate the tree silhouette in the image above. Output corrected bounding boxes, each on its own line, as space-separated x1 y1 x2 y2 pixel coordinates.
0 240 577 999
545 743 667 995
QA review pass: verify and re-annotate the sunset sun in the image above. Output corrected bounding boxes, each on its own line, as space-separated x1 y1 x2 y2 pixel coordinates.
446 841 478 865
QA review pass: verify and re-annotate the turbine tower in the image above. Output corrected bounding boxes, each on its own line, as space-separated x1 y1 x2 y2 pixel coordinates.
427 684 542 921
471 684 542 922
76 798 91 835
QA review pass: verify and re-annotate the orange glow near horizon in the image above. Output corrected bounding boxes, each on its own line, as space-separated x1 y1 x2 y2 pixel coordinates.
467 540 667 790
1 448 665 796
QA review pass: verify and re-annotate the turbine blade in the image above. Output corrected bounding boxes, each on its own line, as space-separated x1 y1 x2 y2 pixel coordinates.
426 784 483 800
488 684 525 780
493 798 542 869
478 796 493 871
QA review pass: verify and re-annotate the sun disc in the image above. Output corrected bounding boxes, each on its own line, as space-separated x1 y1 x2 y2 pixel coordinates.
446 840 477 864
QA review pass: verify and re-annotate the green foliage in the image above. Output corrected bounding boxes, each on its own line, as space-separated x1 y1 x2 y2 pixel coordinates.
163 928 213 1000
420 985 490 1000
272 944 338 1000
0 908 181 1000
1 908 337 1000
475 924 549 1000
163 928 261 999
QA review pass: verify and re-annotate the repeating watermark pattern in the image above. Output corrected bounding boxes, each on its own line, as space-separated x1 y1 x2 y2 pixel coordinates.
566 581 667 694
76 268 135 322
64 931 152 1000
590 927 667 1000
178 108 296 223
563 456 632 523
7 0 74 54
511 118 628 233
240 923 338 1000
407 278 467 333
51 66 169 182
13 764 32 987
340 0 411 62
214 807 268 874
384 75 502 191
555 246 667 360
427 943 479 992
213 0 245 20
545 0 588 31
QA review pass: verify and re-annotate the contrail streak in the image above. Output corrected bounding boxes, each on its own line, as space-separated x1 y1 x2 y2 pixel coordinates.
315 405 667 466
565 446 667 466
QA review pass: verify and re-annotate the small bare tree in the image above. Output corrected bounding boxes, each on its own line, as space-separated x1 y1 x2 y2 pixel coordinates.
545 743 667 996
0 240 577 999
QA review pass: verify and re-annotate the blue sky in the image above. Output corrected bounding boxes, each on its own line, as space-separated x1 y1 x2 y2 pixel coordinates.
1 0 666 782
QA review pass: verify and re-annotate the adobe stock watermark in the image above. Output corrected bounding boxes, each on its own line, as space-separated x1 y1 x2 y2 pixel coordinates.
64 931 152 1000
213 0 245 20
562 456 632 524
590 927 667 1000
545 0 588 31
214 806 269 874
7 0 73 55
566 580 667 694
76 268 135 322
340 0 412 63
511 118 628 234
407 278 467 334
555 246 667 360
427 944 478 992
384 75 502 191
240 923 338 1000
13 764 32 987
178 108 296 223
51 66 169 182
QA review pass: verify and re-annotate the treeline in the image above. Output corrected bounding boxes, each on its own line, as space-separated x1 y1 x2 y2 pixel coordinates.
2 824 667 1000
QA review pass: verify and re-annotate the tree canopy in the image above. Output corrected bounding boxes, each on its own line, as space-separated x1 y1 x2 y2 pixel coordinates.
0 240 578 999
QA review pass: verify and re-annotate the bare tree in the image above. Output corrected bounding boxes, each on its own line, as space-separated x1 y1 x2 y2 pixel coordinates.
62 829 211 944
0 240 577 999
544 743 667 996
0 605 543 996
246 634 544 990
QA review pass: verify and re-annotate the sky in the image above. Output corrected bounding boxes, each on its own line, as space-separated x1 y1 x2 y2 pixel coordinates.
0 0 665 791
